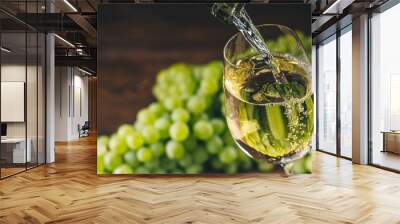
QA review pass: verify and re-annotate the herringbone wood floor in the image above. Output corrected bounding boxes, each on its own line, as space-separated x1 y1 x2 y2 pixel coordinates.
1 135 400 224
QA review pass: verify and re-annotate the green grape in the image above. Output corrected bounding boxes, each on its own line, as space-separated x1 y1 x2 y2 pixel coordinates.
206 136 223 154
200 79 219 96
187 96 207 114
171 108 190 123
161 158 178 171
126 132 145 150
144 159 160 171
166 140 185 160
135 166 151 174
219 146 238 164
97 136 109 148
240 158 253 171
177 81 196 100
193 149 209 164
185 164 203 174
103 151 122 171
193 65 203 81
219 92 224 103
202 95 213 108
148 102 165 117
97 139 108 156
156 69 169 83
169 63 192 77
109 134 128 155
194 113 209 122
141 126 160 144
183 135 197 151
153 85 165 101
237 149 251 162
113 164 134 174
178 154 193 168
210 119 225 135
224 163 238 174
124 151 140 167
169 122 190 142
164 97 183 111
193 120 214 141
137 147 153 162
117 124 136 137
134 121 145 130
223 131 235 146
150 142 165 157
154 115 171 130
137 108 156 125
257 161 274 173
203 61 223 81
211 158 224 170
153 168 167 174
97 154 105 173
154 117 171 139
161 113 170 119
304 153 313 172
172 169 184 174
290 159 306 174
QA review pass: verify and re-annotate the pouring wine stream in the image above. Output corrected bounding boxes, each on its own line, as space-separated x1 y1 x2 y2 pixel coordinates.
211 3 288 84
213 4 313 175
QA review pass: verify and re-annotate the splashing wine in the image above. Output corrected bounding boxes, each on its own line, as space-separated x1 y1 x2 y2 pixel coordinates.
211 3 287 84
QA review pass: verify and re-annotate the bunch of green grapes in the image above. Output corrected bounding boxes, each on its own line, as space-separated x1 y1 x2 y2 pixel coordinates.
97 61 313 175
237 33 312 63
267 31 312 58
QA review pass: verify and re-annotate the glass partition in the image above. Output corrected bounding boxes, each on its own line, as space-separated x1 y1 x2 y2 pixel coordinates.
0 1 46 179
311 45 317 150
1 30 28 177
339 27 352 158
27 30 38 169
38 32 45 165
25 0 39 170
371 3 400 171
317 35 337 154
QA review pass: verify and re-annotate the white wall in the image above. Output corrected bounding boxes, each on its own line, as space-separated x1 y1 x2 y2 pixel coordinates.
55 67 89 141
55 67 69 141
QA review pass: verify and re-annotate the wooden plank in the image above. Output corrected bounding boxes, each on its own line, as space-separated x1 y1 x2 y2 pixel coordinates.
0 135 400 223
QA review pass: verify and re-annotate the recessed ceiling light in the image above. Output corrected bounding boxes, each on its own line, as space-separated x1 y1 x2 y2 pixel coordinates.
1 47 11 53
54 34 75 48
63 0 78 12
322 0 353 15
78 67 94 76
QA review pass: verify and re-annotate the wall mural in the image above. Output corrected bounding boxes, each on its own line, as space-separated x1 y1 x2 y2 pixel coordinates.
97 3 312 175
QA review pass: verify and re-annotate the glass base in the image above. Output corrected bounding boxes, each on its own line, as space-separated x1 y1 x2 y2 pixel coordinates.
235 139 311 165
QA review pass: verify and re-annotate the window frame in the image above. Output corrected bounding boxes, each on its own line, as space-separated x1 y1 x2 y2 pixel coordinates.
314 23 353 161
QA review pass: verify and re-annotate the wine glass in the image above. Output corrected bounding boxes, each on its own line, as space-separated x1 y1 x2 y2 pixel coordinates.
223 24 313 167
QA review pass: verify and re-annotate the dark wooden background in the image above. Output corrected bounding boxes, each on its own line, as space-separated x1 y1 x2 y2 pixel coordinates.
97 4 310 135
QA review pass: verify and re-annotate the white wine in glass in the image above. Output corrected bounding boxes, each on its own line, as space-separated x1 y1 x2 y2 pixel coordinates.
223 24 313 165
